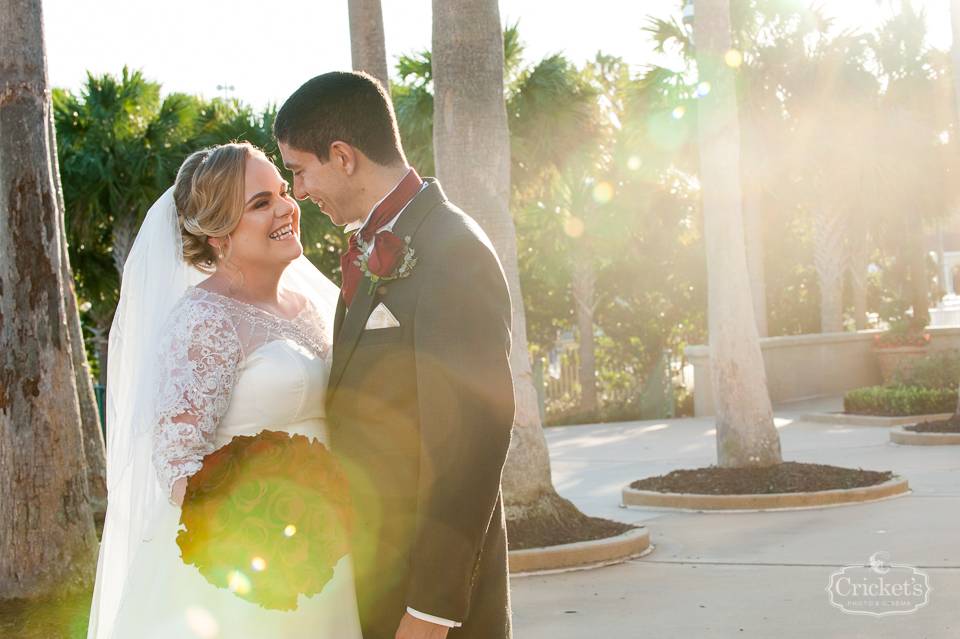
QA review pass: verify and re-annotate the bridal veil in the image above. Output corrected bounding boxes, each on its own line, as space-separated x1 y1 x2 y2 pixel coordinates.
88 187 339 639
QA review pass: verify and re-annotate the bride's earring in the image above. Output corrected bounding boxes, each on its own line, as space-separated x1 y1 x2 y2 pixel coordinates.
218 246 224 260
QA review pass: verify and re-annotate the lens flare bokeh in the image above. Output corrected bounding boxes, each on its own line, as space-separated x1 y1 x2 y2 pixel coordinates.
591 181 614 204
564 217 585 238
185 606 219 638
227 570 252 595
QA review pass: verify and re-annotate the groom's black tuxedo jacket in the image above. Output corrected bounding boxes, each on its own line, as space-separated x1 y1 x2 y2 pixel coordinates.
327 179 515 639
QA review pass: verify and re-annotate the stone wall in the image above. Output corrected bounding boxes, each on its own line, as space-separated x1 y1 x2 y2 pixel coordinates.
684 326 960 417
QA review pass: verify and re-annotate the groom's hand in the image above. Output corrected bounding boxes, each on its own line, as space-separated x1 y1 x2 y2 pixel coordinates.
395 612 450 639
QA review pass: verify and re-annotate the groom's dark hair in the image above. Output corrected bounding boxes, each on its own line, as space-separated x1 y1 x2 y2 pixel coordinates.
274 71 407 168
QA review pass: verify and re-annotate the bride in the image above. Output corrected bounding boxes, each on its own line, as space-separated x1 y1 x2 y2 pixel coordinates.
87 142 362 639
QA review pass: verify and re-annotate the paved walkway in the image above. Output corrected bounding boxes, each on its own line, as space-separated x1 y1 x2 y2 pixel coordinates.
509 397 959 638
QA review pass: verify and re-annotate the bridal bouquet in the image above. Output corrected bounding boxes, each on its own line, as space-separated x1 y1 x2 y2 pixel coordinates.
177 430 353 611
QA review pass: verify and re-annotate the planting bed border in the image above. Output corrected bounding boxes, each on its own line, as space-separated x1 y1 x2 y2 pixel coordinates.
890 426 960 446
800 412 952 427
508 527 650 574
621 477 909 511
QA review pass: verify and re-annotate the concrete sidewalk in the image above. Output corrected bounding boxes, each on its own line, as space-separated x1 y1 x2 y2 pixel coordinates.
509 396 959 638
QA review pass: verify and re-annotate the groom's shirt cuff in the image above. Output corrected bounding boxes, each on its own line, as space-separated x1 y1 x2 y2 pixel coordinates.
407 607 462 628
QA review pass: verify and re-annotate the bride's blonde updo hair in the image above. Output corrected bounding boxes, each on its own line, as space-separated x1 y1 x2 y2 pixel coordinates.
174 142 268 272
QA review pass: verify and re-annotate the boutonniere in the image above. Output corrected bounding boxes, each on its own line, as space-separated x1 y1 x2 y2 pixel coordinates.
355 231 418 294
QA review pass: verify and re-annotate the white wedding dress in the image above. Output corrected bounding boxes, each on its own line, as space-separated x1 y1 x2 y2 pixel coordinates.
104 287 362 639
98 287 361 639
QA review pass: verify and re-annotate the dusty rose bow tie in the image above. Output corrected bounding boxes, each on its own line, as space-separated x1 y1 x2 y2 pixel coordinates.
340 168 423 307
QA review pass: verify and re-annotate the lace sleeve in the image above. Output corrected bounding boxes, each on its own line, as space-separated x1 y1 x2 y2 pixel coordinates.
152 298 242 500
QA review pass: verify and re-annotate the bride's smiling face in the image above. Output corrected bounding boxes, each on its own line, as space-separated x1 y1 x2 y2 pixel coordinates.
216 156 302 269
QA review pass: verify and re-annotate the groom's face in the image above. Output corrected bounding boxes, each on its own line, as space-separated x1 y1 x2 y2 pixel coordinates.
279 141 357 227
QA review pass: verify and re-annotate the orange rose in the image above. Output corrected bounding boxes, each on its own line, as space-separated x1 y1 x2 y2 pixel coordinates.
231 477 269 513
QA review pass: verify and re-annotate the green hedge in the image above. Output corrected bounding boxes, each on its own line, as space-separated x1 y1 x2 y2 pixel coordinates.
844 384 957 417
906 349 960 390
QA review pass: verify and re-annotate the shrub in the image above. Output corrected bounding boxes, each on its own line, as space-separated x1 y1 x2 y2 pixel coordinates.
844 384 957 417
906 350 960 390
546 398 639 427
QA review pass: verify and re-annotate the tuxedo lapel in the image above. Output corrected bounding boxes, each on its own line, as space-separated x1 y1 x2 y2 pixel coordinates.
327 179 446 398
333 295 347 344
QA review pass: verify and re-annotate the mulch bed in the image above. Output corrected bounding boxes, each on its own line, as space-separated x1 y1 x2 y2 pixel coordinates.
0 591 92 639
630 462 893 495
507 514 635 551
905 416 960 433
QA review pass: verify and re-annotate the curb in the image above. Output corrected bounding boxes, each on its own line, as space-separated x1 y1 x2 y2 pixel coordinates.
621 477 909 511
508 527 650 574
799 412 952 427
890 426 960 446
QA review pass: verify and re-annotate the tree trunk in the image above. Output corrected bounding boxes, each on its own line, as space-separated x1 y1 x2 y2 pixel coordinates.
813 201 847 333
348 0 390 91
906 214 930 326
88 311 112 387
694 0 781 468
111 212 136 281
849 230 870 331
950 0 960 415
0 0 98 598
570 247 598 412
743 181 768 337
48 109 107 521
432 0 584 523
953 0 960 191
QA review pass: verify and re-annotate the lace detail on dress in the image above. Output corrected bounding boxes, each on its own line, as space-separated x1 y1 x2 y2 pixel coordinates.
152 287 334 499
153 297 242 499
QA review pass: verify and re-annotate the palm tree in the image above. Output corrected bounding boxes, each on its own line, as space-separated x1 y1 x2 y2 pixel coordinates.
49 113 108 521
55 70 201 282
511 55 603 411
55 70 202 381
432 0 591 528
0 0 98 598
348 0 390 90
694 0 781 466
954 0 960 197
871 1 954 327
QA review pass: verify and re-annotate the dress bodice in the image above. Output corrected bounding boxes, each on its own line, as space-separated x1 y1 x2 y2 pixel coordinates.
215 338 330 447
152 287 333 498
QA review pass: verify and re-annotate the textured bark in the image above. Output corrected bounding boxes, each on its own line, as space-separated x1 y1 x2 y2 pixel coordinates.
111 212 135 281
849 231 869 331
694 0 781 468
0 0 98 598
743 182 768 337
432 0 574 517
906 214 930 326
48 110 107 520
89 312 111 387
813 201 847 333
348 0 390 91
951 0 960 413
570 248 598 412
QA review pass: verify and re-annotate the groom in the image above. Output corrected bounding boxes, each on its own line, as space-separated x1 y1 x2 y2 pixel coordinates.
275 72 515 639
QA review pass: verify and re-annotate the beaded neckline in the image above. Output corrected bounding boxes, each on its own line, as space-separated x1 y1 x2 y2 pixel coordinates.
188 286 310 323
186 286 330 362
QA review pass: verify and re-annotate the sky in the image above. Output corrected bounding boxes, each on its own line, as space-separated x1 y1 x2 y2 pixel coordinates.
43 0 952 108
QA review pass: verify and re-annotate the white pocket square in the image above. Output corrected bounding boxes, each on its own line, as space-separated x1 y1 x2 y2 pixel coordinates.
365 303 401 330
